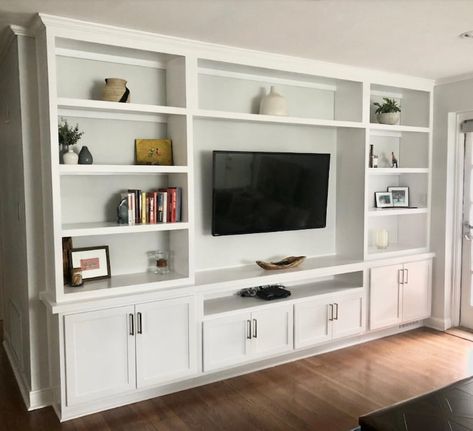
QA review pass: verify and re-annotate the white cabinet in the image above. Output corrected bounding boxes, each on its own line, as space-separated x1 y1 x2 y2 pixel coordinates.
136 296 196 388
203 304 293 372
294 291 364 349
64 306 136 405
64 296 195 405
370 259 431 330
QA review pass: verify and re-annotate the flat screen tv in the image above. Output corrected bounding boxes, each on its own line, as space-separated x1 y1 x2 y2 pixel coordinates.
212 150 330 236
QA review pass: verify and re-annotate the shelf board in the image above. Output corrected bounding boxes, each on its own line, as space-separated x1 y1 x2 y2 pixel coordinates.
59 164 188 176
369 123 430 133
367 168 429 175
204 281 362 317
194 109 364 129
57 97 186 120
195 255 365 293
63 271 189 297
62 221 189 237
366 244 428 260
367 207 428 217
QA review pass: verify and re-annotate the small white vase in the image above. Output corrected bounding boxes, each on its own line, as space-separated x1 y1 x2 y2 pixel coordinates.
259 86 288 116
63 147 79 165
377 112 400 125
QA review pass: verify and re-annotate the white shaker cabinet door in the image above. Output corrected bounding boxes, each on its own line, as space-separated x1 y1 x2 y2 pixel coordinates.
64 305 136 406
402 260 431 323
135 296 196 388
332 293 364 340
294 298 332 348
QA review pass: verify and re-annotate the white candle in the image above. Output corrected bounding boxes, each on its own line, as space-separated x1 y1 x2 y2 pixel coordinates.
375 229 389 249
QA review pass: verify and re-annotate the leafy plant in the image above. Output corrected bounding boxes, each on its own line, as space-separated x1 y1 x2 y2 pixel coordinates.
58 119 84 148
373 97 401 114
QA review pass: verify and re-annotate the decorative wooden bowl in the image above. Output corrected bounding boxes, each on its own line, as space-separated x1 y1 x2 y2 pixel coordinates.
256 256 306 270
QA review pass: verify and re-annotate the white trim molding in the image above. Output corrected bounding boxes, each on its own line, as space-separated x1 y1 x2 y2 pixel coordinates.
425 316 453 331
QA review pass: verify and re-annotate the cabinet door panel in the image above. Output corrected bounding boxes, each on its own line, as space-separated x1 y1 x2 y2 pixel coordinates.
370 264 401 330
136 296 196 388
332 294 364 340
64 306 136 406
252 304 293 358
203 313 251 372
402 260 431 322
294 299 331 348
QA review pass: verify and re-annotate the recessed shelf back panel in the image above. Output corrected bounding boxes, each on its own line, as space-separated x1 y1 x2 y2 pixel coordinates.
369 131 429 169
370 84 430 128
57 115 187 166
60 173 188 224
198 59 362 122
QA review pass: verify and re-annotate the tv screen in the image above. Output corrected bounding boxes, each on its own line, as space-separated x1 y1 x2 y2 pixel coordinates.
212 151 330 236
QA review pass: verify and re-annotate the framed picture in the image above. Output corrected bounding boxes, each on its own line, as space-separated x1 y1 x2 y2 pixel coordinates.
70 246 111 281
135 138 173 165
388 186 409 207
375 191 393 208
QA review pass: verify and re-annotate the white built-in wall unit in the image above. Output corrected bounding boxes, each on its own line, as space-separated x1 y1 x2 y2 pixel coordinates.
0 14 434 420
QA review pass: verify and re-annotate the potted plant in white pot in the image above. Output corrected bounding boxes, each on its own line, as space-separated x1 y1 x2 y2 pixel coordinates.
58 119 84 164
373 97 401 125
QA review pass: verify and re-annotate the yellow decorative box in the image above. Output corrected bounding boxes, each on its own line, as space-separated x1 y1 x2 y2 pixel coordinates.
135 138 173 165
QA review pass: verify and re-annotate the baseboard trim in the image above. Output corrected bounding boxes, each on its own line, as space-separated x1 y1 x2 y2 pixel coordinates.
59 322 424 421
2 338 30 409
425 317 452 331
3 338 54 411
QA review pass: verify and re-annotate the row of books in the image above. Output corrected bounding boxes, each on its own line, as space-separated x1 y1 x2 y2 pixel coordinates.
122 187 182 225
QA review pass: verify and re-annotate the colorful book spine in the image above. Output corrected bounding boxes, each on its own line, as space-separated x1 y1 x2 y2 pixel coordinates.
127 190 135 225
141 191 147 224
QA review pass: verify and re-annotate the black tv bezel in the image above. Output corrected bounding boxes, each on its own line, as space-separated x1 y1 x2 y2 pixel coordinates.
211 150 331 236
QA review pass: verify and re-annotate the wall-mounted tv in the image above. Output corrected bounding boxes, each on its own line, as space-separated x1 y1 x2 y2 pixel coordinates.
212 150 330 236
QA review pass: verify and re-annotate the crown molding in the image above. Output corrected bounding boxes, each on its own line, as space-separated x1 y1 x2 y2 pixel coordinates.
436 71 473 87
37 13 434 91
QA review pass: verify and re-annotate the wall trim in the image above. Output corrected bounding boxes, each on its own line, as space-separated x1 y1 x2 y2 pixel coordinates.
3 337 54 411
425 316 452 331
3 338 30 409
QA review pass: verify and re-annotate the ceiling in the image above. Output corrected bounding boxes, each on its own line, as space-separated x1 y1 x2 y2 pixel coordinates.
1 0 473 80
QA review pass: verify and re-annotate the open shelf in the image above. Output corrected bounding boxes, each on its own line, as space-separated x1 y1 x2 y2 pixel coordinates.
62 221 189 237
194 109 364 129
58 98 187 118
367 168 429 175
204 280 363 317
195 255 364 293
63 270 189 299
59 164 188 176
369 124 430 134
367 208 428 217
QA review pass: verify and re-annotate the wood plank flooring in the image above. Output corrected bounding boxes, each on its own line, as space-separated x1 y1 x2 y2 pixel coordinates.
1 327 473 430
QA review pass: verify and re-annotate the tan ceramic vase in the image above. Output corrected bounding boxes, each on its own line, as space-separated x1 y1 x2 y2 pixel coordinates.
102 78 130 103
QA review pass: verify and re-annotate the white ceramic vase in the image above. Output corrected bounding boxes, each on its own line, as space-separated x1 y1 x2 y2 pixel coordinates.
377 112 400 125
375 229 389 249
259 86 288 116
63 147 79 165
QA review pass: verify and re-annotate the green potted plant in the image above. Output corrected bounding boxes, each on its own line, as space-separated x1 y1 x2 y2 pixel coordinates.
58 119 84 164
373 97 401 125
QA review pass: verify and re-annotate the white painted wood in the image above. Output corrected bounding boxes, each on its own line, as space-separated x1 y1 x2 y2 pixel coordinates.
369 264 401 330
64 305 136 405
251 304 293 358
62 221 189 237
202 312 251 371
294 298 332 348
367 168 429 175
136 296 196 388
402 260 431 322
59 164 188 175
332 293 364 339
367 208 428 217
194 109 365 129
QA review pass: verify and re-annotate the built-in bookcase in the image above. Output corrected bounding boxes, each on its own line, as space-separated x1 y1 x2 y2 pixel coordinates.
36 20 432 304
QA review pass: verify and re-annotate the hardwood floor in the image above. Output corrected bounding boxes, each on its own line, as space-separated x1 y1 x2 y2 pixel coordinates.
1 327 473 430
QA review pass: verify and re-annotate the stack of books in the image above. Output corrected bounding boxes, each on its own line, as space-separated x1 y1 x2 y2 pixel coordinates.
122 187 182 225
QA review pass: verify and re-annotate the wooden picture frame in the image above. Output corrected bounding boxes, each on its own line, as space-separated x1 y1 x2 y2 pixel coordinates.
70 246 111 281
375 191 393 208
387 186 409 207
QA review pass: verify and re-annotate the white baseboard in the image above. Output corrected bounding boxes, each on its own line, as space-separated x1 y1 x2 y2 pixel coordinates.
3 338 29 409
59 322 423 421
3 338 54 411
425 316 452 331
